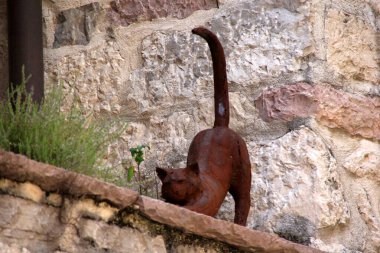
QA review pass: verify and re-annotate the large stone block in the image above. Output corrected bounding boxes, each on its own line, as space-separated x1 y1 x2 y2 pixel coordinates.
255 83 380 141
254 82 318 122
217 127 350 248
249 127 349 230
45 41 124 114
326 8 379 84
53 3 101 48
108 0 217 26
315 85 380 140
76 219 167 253
0 195 62 252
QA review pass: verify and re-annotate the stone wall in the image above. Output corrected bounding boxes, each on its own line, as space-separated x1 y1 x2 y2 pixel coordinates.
0 0 379 252
0 150 321 253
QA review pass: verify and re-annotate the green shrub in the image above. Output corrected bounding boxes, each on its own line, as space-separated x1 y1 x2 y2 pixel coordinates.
0 77 126 183
123 144 159 198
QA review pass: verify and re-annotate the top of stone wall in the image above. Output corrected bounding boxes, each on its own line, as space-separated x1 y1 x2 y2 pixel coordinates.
0 150 322 253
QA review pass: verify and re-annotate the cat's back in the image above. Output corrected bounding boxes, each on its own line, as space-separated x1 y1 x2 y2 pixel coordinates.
187 127 246 173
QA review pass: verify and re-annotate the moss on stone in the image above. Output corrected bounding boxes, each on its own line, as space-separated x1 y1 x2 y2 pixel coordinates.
114 208 248 252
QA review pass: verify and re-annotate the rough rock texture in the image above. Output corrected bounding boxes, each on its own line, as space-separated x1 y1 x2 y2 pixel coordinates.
120 0 312 167
138 196 320 253
254 82 318 122
343 140 380 182
255 82 380 141
274 214 316 246
0 242 31 253
249 127 349 230
305 119 380 253
0 195 168 253
0 150 140 209
128 0 311 112
45 41 124 114
74 219 167 252
1 0 379 252
53 3 100 48
325 8 379 84
0 150 323 253
314 85 380 141
356 189 380 253
108 0 217 27
0 195 63 252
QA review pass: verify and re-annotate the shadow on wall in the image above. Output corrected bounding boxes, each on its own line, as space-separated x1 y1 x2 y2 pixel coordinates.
0 0 8 99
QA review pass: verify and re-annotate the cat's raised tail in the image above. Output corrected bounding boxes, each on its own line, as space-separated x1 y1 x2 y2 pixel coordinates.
192 27 229 128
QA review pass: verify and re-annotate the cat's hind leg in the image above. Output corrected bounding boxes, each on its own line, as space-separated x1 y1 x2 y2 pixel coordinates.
229 141 251 226
229 176 251 225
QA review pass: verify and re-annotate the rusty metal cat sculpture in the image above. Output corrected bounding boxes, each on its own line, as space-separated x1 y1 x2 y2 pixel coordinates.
156 27 251 226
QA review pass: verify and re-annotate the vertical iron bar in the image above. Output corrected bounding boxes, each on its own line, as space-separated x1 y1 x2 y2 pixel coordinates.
8 0 44 104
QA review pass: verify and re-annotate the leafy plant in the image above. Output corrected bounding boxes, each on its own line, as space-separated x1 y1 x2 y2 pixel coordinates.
0 74 126 184
124 144 159 197
127 145 149 182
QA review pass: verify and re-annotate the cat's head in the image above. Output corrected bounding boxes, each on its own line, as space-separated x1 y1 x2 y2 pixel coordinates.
156 163 201 205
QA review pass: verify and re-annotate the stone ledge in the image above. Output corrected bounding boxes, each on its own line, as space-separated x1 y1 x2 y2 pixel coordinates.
0 150 139 208
0 150 323 252
138 197 322 253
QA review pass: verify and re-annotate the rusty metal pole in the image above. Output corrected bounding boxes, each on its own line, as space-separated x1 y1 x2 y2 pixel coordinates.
8 0 44 104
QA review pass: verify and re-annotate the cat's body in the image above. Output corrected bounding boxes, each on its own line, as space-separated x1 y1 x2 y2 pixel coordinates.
156 27 251 226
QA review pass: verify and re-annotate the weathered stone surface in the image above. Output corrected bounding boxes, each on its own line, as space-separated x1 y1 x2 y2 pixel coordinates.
0 242 31 253
326 8 379 84
0 152 323 252
128 0 312 113
315 85 380 140
0 179 64 208
3 0 379 251
45 41 124 114
77 219 167 253
0 180 45 203
53 3 100 48
254 82 318 122
0 195 62 252
273 214 316 245
356 188 380 253
61 198 119 223
0 150 139 209
44 0 312 173
255 83 380 140
108 0 217 26
249 127 349 231
343 139 380 181
368 0 380 14
0 194 166 253
173 245 219 253
310 239 361 253
137 196 323 253
123 0 312 170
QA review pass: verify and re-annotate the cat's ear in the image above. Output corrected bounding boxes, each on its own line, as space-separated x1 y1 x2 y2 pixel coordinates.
156 167 168 181
189 162 199 175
